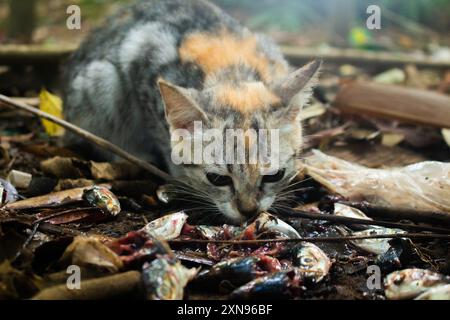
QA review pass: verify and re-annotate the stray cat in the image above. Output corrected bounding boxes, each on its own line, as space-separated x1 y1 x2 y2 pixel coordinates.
63 0 320 224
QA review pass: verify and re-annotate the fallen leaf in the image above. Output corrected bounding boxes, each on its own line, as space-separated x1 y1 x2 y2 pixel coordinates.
60 236 123 274
39 89 65 137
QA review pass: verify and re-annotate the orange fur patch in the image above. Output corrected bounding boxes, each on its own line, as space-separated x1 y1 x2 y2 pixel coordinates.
179 31 287 82
214 82 281 112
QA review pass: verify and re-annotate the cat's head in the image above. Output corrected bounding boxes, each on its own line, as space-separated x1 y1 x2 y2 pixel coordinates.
158 60 320 224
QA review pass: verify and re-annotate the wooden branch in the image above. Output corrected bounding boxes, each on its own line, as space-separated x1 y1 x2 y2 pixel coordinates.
282 46 450 69
0 44 77 64
0 94 175 183
338 201 450 227
277 209 450 234
1 44 450 69
169 233 450 245
334 82 450 128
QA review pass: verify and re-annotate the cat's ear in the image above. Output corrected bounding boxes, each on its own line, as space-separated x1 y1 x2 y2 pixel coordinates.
158 79 208 131
271 60 321 122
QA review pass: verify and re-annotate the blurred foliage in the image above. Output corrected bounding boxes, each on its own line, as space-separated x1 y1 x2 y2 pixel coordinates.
213 0 450 33
0 0 448 46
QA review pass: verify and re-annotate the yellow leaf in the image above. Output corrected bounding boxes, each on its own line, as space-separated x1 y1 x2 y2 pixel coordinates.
39 89 65 136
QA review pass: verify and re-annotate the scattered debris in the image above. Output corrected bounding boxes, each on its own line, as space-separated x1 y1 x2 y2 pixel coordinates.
6 170 32 189
0 178 19 204
305 149 450 212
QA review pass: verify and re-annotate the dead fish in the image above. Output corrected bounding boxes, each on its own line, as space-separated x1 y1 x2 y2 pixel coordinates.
142 255 198 300
108 231 173 267
334 203 371 220
194 256 261 289
229 269 303 300
83 186 121 216
293 242 332 283
0 178 19 204
195 225 224 240
243 212 300 239
337 226 405 255
415 284 450 300
194 255 282 290
156 185 171 204
193 224 243 240
141 211 188 240
384 268 450 300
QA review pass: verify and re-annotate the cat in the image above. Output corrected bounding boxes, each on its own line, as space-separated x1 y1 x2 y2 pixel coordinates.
63 0 320 224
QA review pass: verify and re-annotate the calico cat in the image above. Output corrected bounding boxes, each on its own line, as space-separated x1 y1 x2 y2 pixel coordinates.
63 0 320 224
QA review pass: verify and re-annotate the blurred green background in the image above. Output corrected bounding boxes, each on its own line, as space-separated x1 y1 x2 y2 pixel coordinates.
0 0 449 51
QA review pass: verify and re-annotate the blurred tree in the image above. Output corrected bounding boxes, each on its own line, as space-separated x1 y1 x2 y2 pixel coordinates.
7 0 37 43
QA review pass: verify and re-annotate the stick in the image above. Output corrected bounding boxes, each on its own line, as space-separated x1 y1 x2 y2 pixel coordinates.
32 207 100 225
32 271 143 300
169 233 450 245
2 44 450 69
282 46 450 69
277 209 450 234
0 94 175 183
338 201 450 227
13 222 40 261
37 221 82 237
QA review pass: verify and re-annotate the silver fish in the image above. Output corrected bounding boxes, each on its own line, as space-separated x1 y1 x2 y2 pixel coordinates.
384 268 450 300
294 242 332 283
141 211 188 240
142 255 198 300
334 203 371 221
244 212 300 239
337 226 405 255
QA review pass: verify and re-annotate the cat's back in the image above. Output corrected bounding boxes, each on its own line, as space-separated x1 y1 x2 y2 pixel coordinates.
63 0 238 161
63 0 287 167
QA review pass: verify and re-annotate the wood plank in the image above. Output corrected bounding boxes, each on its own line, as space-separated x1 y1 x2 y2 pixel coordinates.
334 82 450 128
1 44 450 69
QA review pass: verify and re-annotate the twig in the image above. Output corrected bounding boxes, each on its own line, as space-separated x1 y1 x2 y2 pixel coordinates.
282 46 450 69
0 94 175 184
337 200 450 227
2 44 450 69
36 221 81 237
13 222 40 261
32 207 99 225
169 233 450 245
277 209 450 234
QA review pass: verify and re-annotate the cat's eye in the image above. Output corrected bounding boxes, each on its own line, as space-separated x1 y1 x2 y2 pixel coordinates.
206 173 233 187
262 169 286 183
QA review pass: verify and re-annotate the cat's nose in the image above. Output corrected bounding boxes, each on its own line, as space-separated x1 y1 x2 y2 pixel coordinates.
238 206 259 219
